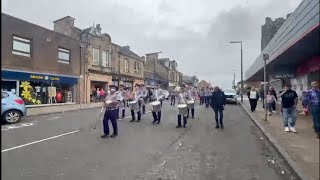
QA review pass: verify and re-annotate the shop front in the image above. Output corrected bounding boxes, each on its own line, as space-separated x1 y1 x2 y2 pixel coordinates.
112 75 134 91
134 79 144 87
1 69 78 106
86 73 112 103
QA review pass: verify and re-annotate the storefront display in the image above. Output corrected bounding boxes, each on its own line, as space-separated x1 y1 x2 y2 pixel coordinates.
2 69 78 105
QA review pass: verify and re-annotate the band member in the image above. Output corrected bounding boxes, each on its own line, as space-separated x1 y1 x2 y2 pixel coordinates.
140 84 148 114
130 84 142 122
117 84 127 120
151 83 165 124
187 84 195 119
101 85 120 138
170 86 177 106
177 85 189 128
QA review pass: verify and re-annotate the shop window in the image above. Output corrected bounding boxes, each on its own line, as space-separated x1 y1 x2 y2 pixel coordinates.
93 48 100 66
124 59 129 72
58 47 70 64
12 36 31 57
1 80 18 94
19 81 74 105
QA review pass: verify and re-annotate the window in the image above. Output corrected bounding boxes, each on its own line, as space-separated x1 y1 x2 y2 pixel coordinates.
134 61 141 74
124 59 129 72
101 50 111 67
93 48 100 66
12 36 31 57
58 48 70 64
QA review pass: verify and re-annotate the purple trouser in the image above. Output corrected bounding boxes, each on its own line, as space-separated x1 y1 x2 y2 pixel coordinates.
103 108 118 135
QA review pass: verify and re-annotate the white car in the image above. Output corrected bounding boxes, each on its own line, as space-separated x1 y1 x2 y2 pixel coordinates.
223 89 238 104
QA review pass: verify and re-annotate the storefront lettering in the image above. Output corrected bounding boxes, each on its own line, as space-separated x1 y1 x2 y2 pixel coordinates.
30 75 60 81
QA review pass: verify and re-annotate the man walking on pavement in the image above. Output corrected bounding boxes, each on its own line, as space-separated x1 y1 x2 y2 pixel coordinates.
211 86 226 129
278 83 298 133
305 81 320 138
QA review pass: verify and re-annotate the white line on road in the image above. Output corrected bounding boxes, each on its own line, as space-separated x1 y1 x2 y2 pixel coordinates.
1 130 80 153
1 121 38 131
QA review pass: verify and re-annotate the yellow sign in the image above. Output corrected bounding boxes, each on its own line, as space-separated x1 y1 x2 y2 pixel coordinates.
30 75 60 81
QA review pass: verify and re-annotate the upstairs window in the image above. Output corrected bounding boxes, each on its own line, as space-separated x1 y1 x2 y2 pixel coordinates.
12 36 31 57
102 50 107 67
124 59 129 72
134 61 141 74
58 47 70 64
93 48 100 66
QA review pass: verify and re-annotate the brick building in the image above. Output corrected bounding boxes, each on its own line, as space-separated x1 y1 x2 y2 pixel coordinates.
1 13 84 105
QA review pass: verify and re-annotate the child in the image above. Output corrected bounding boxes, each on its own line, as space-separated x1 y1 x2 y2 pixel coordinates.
266 90 276 115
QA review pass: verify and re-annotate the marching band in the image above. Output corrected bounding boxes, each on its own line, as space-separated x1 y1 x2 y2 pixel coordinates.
100 83 207 138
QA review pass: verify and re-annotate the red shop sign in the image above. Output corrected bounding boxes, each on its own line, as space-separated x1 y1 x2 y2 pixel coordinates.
297 56 320 76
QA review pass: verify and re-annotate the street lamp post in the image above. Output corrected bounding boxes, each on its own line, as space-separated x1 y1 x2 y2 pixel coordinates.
230 41 243 102
263 54 269 121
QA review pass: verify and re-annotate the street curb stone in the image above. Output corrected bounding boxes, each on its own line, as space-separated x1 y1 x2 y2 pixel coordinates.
239 102 309 180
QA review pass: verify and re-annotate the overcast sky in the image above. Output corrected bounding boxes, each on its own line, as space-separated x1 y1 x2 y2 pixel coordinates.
2 0 301 88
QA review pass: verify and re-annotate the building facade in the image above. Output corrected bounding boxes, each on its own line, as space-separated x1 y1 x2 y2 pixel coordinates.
144 53 169 89
168 60 183 87
246 0 319 97
54 17 113 103
1 13 84 106
111 44 145 90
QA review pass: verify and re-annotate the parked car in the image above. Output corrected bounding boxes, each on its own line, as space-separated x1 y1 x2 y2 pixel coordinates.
1 91 27 123
223 89 238 104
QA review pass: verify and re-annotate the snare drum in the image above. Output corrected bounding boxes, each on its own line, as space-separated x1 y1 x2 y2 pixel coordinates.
177 104 188 115
128 100 139 111
187 100 195 109
151 101 161 112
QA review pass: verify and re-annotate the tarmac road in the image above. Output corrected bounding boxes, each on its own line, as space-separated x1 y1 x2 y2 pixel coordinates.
1 101 296 180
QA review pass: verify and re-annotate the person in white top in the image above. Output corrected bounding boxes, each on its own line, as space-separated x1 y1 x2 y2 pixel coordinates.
247 87 259 112
151 83 165 124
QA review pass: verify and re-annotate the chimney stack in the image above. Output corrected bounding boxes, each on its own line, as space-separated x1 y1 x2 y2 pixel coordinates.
96 24 101 35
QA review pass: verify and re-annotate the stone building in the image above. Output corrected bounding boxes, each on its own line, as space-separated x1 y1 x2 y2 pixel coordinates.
144 53 169 89
167 60 183 87
1 13 84 105
261 14 291 51
111 44 145 90
54 16 113 103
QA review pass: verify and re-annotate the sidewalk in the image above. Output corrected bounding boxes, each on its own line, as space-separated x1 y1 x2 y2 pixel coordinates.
241 100 319 180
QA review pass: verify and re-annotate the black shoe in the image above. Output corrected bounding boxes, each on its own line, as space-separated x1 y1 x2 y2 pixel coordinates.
220 125 224 129
136 119 141 122
152 120 157 124
101 134 109 138
156 121 160 124
183 125 186 128
110 134 118 138
176 125 182 128
130 119 135 122
215 125 219 129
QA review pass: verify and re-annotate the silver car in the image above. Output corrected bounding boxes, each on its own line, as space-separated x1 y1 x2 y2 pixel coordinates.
223 89 238 104
1 91 27 123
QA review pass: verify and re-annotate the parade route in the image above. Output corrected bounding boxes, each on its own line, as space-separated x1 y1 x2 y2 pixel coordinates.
1 101 298 180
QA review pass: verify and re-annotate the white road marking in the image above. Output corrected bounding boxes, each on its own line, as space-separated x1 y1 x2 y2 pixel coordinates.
47 117 60 120
1 130 80 153
2 122 37 131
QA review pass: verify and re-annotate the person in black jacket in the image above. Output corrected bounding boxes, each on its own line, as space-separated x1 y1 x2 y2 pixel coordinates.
211 86 226 129
269 86 277 112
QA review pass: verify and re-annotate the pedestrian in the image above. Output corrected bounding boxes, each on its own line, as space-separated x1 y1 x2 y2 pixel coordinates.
199 88 205 105
101 85 119 138
170 86 176 106
186 84 196 119
151 83 165 124
266 90 276 116
278 83 298 133
211 86 226 129
100 88 105 100
96 88 101 102
269 86 277 112
259 86 265 108
305 81 320 138
117 84 127 120
247 87 259 112
299 91 309 116
176 84 189 128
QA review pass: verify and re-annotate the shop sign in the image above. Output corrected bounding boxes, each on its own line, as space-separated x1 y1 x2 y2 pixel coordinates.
112 76 134 82
273 66 295 79
30 75 60 81
274 74 295 79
